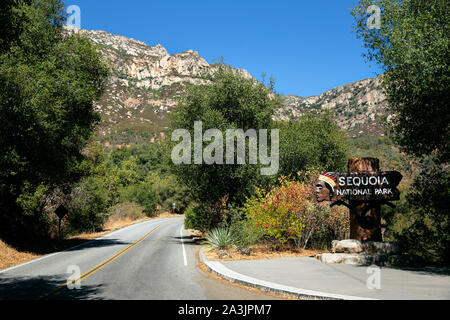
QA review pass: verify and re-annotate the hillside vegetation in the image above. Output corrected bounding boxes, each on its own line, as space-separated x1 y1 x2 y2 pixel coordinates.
62 26 389 146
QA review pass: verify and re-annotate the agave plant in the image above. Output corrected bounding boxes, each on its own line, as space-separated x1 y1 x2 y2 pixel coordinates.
206 227 233 250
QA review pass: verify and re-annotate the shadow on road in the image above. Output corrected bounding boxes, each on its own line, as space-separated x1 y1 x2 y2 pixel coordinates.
0 274 103 300
380 265 450 276
62 238 131 252
1 236 132 258
169 235 205 246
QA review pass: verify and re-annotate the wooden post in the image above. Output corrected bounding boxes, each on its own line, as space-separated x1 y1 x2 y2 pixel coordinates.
58 218 62 240
55 205 68 240
348 157 382 241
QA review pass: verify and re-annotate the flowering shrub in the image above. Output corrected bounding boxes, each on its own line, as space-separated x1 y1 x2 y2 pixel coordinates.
243 172 349 249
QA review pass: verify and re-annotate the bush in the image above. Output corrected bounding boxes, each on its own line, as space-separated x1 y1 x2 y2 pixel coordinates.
242 177 306 249
220 205 266 248
123 182 158 216
206 227 233 250
107 202 146 222
243 173 349 250
147 173 191 213
68 176 109 233
229 217 266 249
277 113 349 177
384 157 450 265
184 204 223 233
297 202 349 249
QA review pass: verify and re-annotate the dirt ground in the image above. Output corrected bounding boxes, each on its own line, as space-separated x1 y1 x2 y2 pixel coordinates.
203 245 327 261
187 230 327 261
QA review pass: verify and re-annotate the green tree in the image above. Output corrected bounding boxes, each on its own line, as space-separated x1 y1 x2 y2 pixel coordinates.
351 0 449 162
124 181 159 216
69 175 109 233
276 113 349 177
0 0 109 241
147 173 191 213
169 66 280 204
130 141 172 177
169 66 281 230
352 0 450 264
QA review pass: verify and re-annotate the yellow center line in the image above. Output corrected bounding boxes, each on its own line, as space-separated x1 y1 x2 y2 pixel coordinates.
40 220 174 300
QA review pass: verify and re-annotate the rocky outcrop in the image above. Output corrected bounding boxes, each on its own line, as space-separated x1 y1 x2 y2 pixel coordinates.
277 77 388 136
63 25 388 141
63 25 252 139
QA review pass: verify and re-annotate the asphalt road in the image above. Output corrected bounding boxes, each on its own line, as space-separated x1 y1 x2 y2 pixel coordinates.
0 217 280 300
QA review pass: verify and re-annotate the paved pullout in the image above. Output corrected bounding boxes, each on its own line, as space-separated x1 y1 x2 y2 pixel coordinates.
209 256 450 300
0 218 280 300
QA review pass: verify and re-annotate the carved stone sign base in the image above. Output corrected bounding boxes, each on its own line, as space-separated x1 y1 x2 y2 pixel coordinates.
331 239 401 254
315 239 424 267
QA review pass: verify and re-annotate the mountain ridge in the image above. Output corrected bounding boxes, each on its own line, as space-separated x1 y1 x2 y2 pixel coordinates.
64 25 388 143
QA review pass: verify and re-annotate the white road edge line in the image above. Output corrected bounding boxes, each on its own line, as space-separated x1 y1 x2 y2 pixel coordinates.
180 225 188 266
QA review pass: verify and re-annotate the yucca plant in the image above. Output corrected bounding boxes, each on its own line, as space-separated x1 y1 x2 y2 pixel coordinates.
206 227 233 250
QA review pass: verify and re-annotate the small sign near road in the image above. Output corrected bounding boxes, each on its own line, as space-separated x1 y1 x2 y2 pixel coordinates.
55 204 68 219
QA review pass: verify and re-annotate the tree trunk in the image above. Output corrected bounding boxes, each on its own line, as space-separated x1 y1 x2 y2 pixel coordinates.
348 158 382 241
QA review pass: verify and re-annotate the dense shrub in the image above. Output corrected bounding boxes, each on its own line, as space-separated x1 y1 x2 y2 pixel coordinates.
147 173 191 213
123 182 159 216
68 176 109 233
297 202 349 249
383 157 450 265
277 113 349 177
242 173 349 250
219 205 266 249
243 177 306 249
185 204 223 233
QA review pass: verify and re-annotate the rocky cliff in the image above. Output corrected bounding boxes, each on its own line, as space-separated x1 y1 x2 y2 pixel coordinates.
276 77 388 137
64 25 252 141
64 25 388 143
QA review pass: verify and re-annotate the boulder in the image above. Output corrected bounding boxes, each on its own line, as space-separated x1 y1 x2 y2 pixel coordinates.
332 239 402 254
217 249 231 259
316 253 388 265
236 247 251 256
332 239 364 253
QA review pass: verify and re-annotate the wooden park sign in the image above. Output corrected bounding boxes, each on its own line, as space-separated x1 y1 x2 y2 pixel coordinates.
316 158 403 242
316 171 402 202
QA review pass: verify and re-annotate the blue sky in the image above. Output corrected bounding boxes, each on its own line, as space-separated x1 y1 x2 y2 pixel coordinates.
64 0 381 97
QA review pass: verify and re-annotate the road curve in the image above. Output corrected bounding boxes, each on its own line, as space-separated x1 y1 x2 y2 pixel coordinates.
0 217 279 300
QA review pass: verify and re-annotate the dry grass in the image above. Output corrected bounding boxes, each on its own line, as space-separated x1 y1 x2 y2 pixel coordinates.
0 240 41 271
203 243 327 261
0 211 183 271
